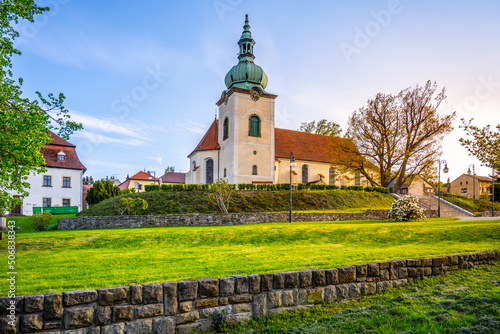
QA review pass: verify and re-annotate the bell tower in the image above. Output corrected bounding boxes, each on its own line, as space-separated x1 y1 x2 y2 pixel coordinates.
216 15 277 185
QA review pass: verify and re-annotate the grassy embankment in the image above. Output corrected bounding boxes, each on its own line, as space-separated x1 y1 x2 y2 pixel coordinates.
0 218 498 295
443 193 500 215
223 263 500 334
78 190 394 216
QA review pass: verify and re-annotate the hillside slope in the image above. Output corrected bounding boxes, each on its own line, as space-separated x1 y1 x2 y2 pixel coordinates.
78 190 394 216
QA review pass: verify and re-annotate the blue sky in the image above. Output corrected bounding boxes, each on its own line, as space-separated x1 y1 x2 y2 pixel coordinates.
13 0 500 182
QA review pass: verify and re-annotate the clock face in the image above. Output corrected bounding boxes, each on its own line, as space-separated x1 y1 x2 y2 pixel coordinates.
251 90 260 101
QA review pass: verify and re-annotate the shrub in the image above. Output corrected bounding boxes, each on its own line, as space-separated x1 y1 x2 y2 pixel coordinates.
347 185 363 191
161 184 172 191
121 188 136 194
364 186 374 192
374 187 390 194
184 184 199 191
119 197 148 215
30 212 53 231
310 184 326 190
144 184 160 192
326 185 339 190
297 183 305 190
340 185 348 190
388 195 426 221
172 184 184 191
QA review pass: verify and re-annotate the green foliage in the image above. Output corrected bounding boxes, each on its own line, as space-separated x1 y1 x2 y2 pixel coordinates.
82 176 94 185
211 309 228 332
85 180 122 205
326 185 339 190
388 195 426 221
30 212 53 231
299 119 342 136
310 184 326 190
297 183 306 190
0 2 82 213
460 118 500 170
119 197 148 215
346 185 363 191
164 166 175 173
443 193 500 213
121 187 136 194
144 184 160 192
209 179 235 213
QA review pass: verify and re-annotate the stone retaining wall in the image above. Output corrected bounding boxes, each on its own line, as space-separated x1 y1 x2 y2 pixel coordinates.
481 211 500 217
58 210 438 230
1 250 498 334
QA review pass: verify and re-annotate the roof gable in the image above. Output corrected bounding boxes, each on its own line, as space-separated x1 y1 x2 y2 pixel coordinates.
188 119 220 157
128 171 160 181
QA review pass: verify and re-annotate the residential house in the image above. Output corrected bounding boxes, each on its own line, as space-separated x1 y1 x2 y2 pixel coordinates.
119 171 160 192
450 173 492 199
390 176 435 196
8 131 86 216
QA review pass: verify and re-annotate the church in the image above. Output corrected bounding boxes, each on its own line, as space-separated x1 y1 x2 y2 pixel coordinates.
186 15 367 187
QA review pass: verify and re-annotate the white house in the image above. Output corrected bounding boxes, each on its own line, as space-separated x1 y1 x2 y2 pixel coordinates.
8 131 86 216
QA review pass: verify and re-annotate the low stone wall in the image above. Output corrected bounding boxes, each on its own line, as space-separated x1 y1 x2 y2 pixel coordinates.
58 210 438 230
1 250 497 334
481 211 500 217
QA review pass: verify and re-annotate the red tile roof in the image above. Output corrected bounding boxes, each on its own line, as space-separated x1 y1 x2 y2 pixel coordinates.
188 119 220 157
160 172 186 184
42 131 86 170
275 128 356 164
128 171 160 181
118 179 130 191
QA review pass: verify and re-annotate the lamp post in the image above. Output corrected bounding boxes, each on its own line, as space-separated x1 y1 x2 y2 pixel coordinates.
492 168 498 217
289 151 297 223
467 164 476 212
437 159 449 218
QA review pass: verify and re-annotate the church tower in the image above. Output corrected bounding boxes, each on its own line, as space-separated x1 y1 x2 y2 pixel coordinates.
216 15 277 184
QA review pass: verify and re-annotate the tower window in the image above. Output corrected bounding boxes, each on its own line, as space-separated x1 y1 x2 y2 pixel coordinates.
224 168 227 178
249 115 260 137
252 165 257 175
223 118 229 140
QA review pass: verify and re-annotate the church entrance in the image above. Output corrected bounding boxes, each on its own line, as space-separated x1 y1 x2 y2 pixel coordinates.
206 159 214 184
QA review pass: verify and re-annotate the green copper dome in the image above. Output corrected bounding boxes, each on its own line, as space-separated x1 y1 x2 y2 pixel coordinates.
224 15 268 92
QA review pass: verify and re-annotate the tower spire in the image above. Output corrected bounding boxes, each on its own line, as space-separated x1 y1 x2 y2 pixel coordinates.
238 14 255 60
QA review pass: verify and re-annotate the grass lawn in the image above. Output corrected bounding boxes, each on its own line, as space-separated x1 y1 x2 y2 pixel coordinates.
223 262 500 333
0 218 498 296
5 214 76 234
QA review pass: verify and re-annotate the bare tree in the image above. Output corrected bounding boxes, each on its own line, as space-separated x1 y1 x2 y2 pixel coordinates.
329 81 455 190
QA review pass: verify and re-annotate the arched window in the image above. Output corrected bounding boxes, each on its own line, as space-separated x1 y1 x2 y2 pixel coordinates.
302 165 309 183
206 159 214 184
252 165 257 175
329 167 336 185
192 161 196 170
249 115 260 137
223 118 229 140
224 168 227 178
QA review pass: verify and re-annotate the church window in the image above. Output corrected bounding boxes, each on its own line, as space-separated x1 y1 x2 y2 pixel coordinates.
192 161 196 170
355 173 361 185
249 115 260 137
206 159 214 184
329 168 336 185
252 165 257 175
224 168 227 178
223 118 229 140
302 165 308 183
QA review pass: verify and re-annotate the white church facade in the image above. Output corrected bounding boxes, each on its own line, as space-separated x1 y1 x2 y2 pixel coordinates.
186 15 369 187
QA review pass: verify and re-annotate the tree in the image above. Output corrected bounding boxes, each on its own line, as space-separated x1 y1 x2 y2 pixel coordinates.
209 179 234 214
85 180 121 206
82 176 94 185
329 81 455 190
164 166 175 174
459 119 500 171
0 1 81 213
298 119 342 137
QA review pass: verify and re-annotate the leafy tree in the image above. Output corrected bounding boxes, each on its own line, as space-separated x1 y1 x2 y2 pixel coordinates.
82 176 94 185
329 81 455 190
209 179 234 214
459 119 500 171
0 1 81 213
298 119 342 137
85 180 121 205
164 166 175 173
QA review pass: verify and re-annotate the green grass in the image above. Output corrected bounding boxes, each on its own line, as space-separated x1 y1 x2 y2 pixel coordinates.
0 218 498 296
5 214 76 234
78 190 394 216
443 193 500 214
223 263 500 334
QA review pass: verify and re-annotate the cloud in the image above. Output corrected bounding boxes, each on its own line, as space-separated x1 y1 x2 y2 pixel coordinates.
74 131 148 147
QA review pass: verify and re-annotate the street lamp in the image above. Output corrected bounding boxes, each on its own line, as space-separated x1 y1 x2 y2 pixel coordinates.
467 164 476 212
437 159 449 218
289 151 297 223
492 168 498 217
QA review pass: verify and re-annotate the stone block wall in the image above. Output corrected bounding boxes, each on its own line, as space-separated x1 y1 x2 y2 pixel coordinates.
1 250 498 334
58 210 438 230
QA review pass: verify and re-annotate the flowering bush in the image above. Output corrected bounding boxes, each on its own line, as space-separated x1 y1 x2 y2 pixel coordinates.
388 195 426 221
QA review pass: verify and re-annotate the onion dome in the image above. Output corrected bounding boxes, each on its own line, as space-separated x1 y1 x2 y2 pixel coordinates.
224 15 268 92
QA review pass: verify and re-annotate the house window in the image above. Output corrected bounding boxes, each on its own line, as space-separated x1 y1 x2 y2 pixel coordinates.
43 198 51 207
466 181 468 185
355 173 361 186
460 181 462 185
58 154 65 161
329 168 336 185
62 199 71 207
461 188 468 194
206 159 214 184
302 165 309 183
43 175 52 187
249 115 260 137
134 183 142 191
252 165 257 175
62 177 71 188
224 168 227 178
223 118 229 140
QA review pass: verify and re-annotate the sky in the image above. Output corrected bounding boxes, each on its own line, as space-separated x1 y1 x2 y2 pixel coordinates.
12 0 500 183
